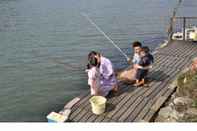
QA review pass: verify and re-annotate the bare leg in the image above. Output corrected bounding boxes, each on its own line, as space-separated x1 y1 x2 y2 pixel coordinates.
134 79 145 87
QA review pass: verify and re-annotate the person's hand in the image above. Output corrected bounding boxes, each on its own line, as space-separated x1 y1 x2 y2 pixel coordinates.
127 58 132 64
133 64 138 69
149 65 153 69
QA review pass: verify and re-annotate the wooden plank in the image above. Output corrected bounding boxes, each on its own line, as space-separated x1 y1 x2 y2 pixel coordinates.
109 119 117 122
69 107 84 120
147 79 174 104
136 85 174 122
156 44 192 58
118 96 144 122
89 84 131 122
159 46 194 58
139 41 196 122
177 57 189 70
126 97 149 122
85 114 97 122
102 118 113 122
94 115 105 122
75 101 93 121
104 84 130 106
71 93 90 110
120 71 165 121
71 94 90 111
163 88 176 98
135 70 179 121
80 111 93 122
111 88 148 120
80 86 128 118
151 96 168 112
64 97 81 109
73 109 88 122
139 78 178 122
143 82 162 97
134 81 173 121
142 110 155 122
146 68 177 99
69 95 91 120
134 100 154 122
111 61 169 121
105 87 141 118
79 83 131 122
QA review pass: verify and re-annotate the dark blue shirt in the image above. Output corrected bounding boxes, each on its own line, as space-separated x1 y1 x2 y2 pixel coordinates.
139 53 154 67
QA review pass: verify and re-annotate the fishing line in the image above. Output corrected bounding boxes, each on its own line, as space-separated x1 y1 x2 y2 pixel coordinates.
81 12 130 61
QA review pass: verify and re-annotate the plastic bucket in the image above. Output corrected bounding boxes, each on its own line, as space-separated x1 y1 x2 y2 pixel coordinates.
89 96 107 115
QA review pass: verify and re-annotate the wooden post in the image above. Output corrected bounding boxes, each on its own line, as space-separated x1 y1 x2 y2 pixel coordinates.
183 17 186 41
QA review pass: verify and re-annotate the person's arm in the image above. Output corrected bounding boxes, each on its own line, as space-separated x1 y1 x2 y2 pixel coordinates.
101 59 114 79
138 57 153 70
91 78 97 90
134 57 143 69
142 65 153 70
88 68 96 85
134 64 143 69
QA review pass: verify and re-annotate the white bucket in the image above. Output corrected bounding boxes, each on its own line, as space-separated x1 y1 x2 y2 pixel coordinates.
89 96 107 115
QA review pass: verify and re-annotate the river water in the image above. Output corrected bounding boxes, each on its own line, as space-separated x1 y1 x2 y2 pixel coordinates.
0 0 196 122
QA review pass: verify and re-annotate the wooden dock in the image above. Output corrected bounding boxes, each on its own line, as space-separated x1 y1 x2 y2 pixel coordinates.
64 40 197 122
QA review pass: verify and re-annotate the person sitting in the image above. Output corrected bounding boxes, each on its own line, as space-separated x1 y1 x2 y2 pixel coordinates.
143 46 154 66
117 41 142 83
134 47 154 87
132 41 142 65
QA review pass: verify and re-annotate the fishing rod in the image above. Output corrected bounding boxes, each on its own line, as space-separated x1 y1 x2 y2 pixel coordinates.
81 12 130 61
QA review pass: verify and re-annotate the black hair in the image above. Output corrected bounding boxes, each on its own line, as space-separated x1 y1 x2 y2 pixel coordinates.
142 46 150 53
140 47 149 54
132 41 142 48
88 51 98 60
87 51 99 69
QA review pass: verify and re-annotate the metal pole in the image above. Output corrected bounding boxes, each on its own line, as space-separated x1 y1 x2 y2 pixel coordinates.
169 17 173 41
183 17 186 41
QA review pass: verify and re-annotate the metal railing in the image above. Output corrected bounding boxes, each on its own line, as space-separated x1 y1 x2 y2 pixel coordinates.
168 16 197 41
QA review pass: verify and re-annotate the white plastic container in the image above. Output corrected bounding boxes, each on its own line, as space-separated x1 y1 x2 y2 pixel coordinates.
47 112 67 123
